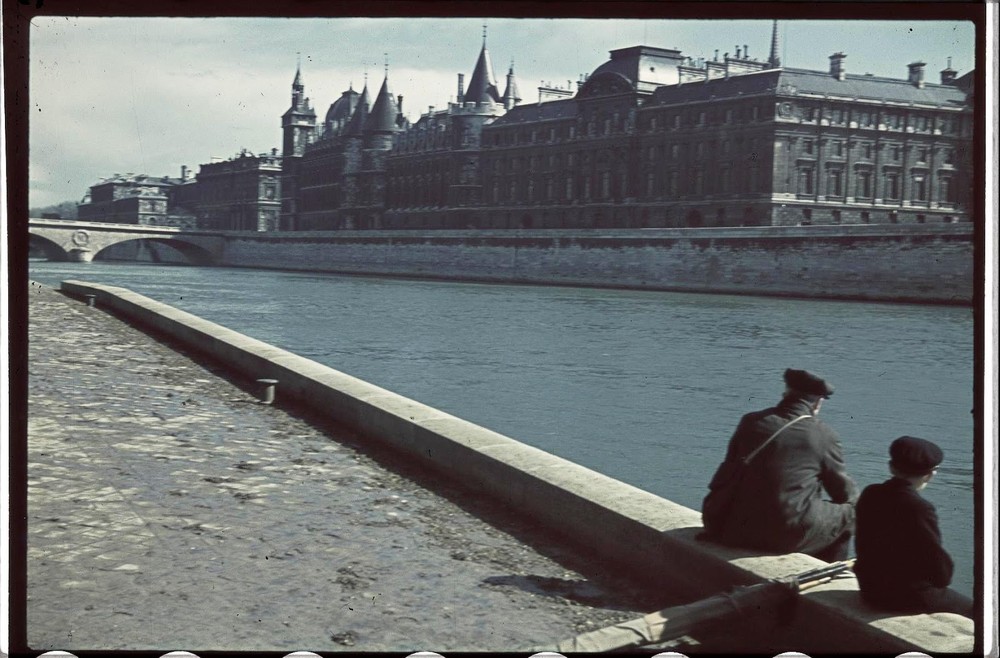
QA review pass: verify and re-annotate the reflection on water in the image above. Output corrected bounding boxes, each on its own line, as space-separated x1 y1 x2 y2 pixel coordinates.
27 261 978 597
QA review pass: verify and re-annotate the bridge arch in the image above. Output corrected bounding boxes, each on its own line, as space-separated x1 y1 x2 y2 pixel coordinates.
27 221 222 265
92 237 216 266
29 233 73 261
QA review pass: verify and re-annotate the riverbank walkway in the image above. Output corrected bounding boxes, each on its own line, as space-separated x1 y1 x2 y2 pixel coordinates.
25 282 668 652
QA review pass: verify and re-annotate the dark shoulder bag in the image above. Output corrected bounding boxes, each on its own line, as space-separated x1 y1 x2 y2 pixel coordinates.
701 414 811 537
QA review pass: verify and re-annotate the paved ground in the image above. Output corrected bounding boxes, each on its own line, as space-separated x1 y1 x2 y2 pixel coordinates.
25 282 675 652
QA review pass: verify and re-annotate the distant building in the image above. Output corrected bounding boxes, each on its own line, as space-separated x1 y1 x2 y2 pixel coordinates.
193 149 282 231
319 22 974 229
78 153 281 231
383 40 519 229
280 64 408 230
77 173 182 226
472 31 973 229
81 22 974 232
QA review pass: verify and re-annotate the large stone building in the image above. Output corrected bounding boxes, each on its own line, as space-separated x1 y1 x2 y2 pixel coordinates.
383 40 521 229
280 63 410 230
79 22 974 232
77 172 192 227
437 26 973 229
191 149 282 231
78 150 282 232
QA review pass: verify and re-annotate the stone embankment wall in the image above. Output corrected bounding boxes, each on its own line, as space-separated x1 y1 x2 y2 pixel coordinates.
214 224 973 305
61 279 975 654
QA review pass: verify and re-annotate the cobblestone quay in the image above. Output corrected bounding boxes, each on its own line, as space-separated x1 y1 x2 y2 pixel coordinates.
26 282 661 652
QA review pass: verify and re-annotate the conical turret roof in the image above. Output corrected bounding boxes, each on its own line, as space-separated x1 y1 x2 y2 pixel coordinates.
503 62 521 105
465 44 501 104
366 75 400 133
345 83 370 136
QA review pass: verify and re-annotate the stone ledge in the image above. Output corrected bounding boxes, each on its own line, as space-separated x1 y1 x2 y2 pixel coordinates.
59 279 976 654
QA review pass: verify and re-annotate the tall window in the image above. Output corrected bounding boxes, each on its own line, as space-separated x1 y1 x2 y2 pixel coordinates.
913 175 927 202
829 170 843 196
799 168 815 195
940 177 954 204
885 173 900 200
857 171 872 198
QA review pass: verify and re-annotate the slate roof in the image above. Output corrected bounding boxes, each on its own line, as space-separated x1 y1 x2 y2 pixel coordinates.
503 65 521 104
367 76 401 133
647 67 968 108
589 46 685 93
465 44 502 104
489 98 578 126
344 84 370 137
326 87 360 125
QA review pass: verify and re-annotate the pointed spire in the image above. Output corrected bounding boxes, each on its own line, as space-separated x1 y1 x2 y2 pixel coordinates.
345 79 371 136
367 73 400 133
502 58 521 109
465 36 501 105
768 20 781 68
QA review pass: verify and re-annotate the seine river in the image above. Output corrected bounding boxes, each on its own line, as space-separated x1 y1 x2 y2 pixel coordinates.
27 261 978 598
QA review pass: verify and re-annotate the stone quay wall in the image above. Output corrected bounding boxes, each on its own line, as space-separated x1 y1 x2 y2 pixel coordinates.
212 224 974 305
60 279 975 654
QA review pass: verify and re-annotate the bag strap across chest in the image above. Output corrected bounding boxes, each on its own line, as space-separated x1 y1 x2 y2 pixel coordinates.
741 414 812 465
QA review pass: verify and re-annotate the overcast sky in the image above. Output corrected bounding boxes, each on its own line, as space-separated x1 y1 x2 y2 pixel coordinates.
28 16 976 208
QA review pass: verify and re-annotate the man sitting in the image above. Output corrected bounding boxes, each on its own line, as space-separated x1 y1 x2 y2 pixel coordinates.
854 436 973 617
701 369 858 562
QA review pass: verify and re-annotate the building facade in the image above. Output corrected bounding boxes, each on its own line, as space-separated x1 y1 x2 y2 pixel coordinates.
383 41 521 229
193 149 282 231
467 39 972 230
77 173 185 226
78 23 974 232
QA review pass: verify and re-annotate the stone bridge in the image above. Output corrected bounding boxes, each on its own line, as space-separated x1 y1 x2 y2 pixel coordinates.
28 218 226 264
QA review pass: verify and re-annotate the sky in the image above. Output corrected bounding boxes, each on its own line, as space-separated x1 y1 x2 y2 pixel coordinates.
26 15 977 209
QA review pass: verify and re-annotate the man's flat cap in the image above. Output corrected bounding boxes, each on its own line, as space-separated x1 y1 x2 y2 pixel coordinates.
784 368 835 398
890 436 944 476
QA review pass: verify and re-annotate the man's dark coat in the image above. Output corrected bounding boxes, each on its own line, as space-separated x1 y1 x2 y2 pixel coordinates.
854 477 954 610
703 396 858 556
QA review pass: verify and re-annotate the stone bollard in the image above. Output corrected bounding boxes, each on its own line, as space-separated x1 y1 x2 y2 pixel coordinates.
256 378 278 405
85 294 97 307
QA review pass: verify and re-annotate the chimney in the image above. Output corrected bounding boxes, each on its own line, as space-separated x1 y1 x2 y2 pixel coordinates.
714 49 719 61
735 46 741 59
397 94 403 114
743 45 749 59
908 61 926 88
457 73 465 103
940 57 957 85
180 165 188 181
829 52 846 81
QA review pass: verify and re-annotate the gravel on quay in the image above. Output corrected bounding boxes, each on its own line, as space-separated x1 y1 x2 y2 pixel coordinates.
26 281 677 652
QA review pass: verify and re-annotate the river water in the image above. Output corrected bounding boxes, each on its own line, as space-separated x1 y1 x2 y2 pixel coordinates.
27 260 978 598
